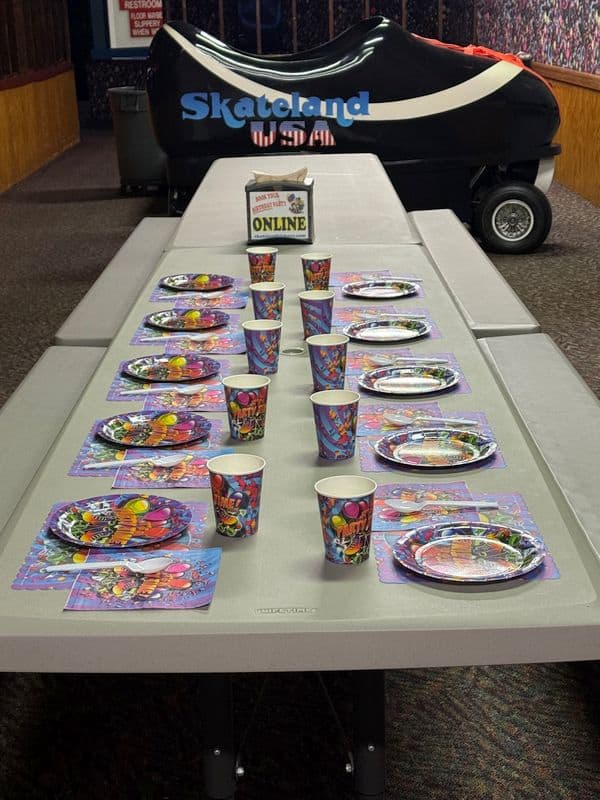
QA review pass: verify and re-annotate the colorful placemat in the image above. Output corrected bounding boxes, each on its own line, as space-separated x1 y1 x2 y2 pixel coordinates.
142 377 226 412
111 446 233 489
69 421 226 478
12 501 209 591
163 331 246 355
130 313 240 345
372 486 559 584
64 547 222 611
329 270 392 286
107 358 232 401
333 307 441 339
149 284 248 308
357 403 480 437
358 410 506 471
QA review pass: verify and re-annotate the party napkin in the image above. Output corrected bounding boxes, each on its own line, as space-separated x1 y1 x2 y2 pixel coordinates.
12 501 209 591
357 403 476 437
64 547 222 611
112 447 234 489
162 331 246 355
130 314 240 345
333 307 441 338
106 358 232 401
373 486 559 584
69 421 226 478
358 409 506 471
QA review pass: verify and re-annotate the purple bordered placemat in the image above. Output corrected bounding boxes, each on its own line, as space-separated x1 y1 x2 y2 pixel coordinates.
106 359 232 403
358 409 507 471
12 501 209 591
69 420 227 478
130 314 241 345
372 485 559 584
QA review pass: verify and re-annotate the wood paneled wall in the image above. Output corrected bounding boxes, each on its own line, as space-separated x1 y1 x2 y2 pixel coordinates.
0 68 79 192
552 82 600 206
534 64 600 207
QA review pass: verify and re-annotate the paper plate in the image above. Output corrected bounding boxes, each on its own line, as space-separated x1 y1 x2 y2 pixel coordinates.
144 309 230 331
96 411 211 447
391 522 546 582
342 278 418 299
358 365 459 395
48 494 192 549
343 319 430 343
123 354 220 382
373 428 497 468
160 273 234 292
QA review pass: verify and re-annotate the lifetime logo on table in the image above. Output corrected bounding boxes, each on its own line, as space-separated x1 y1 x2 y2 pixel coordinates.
180 90 370 148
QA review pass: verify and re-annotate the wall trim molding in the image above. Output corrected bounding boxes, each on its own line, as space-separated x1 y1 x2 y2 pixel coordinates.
533 62 600 92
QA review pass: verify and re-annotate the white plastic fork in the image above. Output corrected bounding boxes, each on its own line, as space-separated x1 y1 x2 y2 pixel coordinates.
120 384 210 396
385 499 499 515
367 354 449 366
43 556 174 574
140 332 218 342
383 412 479 427
363 274 423 282
83 454 188 471
359 312 427 321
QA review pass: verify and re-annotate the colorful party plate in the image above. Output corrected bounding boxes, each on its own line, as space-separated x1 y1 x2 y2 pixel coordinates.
391 522 546 583
48 494 192 549
144 309 230 331
358 365 459 395
373 428 497 468
96 411 211 447
123 354 220 382
343 319 430 343
160 273 234 292
342 278 418 299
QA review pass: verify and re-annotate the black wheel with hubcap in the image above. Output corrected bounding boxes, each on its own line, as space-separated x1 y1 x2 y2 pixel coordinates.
473 182 552 254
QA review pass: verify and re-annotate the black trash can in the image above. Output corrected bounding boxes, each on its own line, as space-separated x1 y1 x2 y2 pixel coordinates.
108 86 167 194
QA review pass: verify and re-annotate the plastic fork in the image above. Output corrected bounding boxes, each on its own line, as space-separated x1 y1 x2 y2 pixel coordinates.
383 412 478 427
43 556 174 575
83 454 188 471
385 499 499 515
367 354 449 366
139 332 218 342
120 384 210 396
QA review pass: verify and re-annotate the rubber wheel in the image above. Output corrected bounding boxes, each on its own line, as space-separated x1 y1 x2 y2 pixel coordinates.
473 182 552 254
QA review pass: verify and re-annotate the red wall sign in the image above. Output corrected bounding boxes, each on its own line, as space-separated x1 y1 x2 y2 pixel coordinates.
119 0 163 38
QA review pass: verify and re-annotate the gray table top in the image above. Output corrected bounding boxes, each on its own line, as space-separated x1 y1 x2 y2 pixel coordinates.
170 154 421 248
1 244 599 673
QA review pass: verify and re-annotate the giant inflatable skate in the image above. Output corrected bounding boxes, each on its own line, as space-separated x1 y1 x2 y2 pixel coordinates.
147 16 560 252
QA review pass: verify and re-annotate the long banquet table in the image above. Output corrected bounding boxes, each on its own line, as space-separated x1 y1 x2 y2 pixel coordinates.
2 154 600 798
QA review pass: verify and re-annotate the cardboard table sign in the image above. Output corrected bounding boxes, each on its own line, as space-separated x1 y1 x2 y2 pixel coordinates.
246 168 314 244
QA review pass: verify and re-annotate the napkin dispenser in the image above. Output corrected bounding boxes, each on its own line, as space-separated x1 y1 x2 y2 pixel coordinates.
245 167 314 244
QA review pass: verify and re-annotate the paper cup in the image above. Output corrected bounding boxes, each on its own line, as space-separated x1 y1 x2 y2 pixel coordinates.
315 475 377 564
246 247 278 282
299 290 334 339
301 253 332 290
250 281 285 321
310 389 359 460
242 319 283 375
207 453 266 538
306 334 348 391
223 374 270 441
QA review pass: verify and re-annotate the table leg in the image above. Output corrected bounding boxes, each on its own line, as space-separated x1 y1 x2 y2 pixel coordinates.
200 673 237 800
352 670 386 799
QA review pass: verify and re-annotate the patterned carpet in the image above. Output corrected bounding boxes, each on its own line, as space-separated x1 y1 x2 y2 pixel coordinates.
0 134 599 799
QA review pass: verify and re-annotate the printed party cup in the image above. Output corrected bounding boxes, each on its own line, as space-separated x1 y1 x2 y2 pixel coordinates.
223 374 270 441
307 334 348 391
242 319 283 374
299 290 334 339
301 253 332 290
310 389 359 460
314 475 377 565
250 281 285 320
207 453 266 538
246 246 278 282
